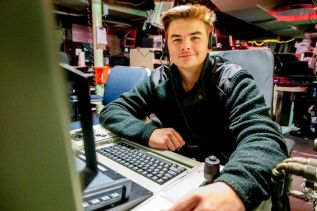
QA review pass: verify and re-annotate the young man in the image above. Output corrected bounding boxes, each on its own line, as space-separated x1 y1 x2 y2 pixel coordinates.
99 4 287 211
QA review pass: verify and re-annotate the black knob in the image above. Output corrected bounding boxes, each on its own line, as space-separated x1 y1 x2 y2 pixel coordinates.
204 155 220 183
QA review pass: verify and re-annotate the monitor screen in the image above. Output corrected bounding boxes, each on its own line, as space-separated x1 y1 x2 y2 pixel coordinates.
274 53 313 79
124 47 130 53
283 61 310 77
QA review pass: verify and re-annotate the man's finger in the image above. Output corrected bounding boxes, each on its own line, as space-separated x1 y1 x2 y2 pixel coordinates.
172 130 185 148
166 139 176 151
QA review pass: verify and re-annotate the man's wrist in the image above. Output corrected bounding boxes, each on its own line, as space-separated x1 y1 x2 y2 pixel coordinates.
213 182 246 211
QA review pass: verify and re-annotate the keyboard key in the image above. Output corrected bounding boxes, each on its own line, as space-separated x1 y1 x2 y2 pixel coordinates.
100 195 110 201
82 202 90 208
89 198 101 205
157 179 164 184
110 192 120 198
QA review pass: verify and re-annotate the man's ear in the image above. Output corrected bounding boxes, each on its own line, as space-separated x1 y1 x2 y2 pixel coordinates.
208 32 217 49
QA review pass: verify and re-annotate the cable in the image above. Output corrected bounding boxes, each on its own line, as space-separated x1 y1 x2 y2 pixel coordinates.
248 38 295 46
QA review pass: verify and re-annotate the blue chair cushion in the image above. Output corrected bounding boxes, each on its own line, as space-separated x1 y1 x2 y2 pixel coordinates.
103 66 150 105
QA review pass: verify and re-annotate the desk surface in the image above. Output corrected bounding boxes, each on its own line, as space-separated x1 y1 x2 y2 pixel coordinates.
274 85 308 92
71 124 205 210
72 124 271 211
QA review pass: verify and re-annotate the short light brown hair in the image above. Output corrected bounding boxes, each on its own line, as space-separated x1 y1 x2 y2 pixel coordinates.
161 4 216 33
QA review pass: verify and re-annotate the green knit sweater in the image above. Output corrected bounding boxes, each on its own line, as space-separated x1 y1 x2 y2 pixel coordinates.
99 54 287 210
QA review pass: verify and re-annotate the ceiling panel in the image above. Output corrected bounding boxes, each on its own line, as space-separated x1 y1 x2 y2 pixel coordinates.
211 0 317 38
258 0 315 10
211 0 259 12
255 19 292 31
228 7 274 23
271 27 303 37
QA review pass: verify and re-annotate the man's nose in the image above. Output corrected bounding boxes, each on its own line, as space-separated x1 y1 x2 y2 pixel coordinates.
181 39 191 50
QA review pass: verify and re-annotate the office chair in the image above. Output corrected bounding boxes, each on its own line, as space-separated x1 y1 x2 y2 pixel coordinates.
213 49 295 157
213 49 295 211
102 65 151 105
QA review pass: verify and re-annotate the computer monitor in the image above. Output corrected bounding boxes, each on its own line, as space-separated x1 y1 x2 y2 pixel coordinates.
274 53 314 80
109 55 130 67
1 1 84 210
60 63 98 189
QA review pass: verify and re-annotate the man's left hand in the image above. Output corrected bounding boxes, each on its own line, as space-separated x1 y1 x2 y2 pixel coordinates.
168 182 245 211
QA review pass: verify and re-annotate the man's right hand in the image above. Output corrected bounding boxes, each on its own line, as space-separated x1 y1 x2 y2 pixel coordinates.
148 128 185 151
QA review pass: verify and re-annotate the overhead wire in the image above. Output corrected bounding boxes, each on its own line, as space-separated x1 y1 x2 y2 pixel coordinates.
248 38 295 46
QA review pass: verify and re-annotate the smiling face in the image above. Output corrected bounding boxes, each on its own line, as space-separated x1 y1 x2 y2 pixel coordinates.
166 18 209 73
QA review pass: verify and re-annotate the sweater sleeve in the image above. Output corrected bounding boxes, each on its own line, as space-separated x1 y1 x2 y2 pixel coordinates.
214 71 288 210
99 76 158 146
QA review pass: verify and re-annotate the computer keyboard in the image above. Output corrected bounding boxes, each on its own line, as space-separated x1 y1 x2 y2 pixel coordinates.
97 143 186 185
